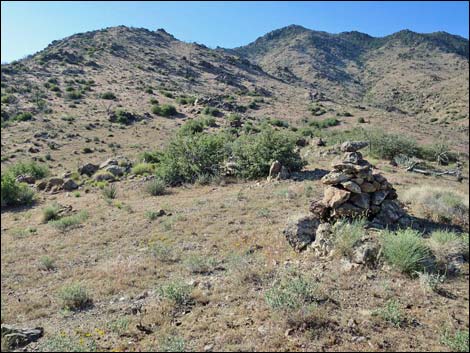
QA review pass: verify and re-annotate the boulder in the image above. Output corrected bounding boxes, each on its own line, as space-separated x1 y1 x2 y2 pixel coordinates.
1 324 43 350
47 177 64 187
283 214 320 252
323 187 351 208
352 241 380 265
99 158 118 169
105 165 125 177
279 166 290 180
340 141 368 152
63 179 78 191
78 163 99 176
341 181 362 194
15 175 35 184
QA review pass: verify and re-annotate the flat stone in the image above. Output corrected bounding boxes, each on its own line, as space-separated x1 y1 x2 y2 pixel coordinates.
360 182 378 193
343 151 363 164
371 190 389 205
341 181 362 193
340 141 368 152
321 172 352 185
350 193 370 209
78 163 99 176
373 200 406 225
323 187 351 208
332 202 365 218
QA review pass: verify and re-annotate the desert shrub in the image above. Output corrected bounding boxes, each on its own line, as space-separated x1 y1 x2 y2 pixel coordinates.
152 104 177 117
160 90 174 98
178 119 205 135
368 130 420 160
159 335 186 352
309 103 326 116
429 230 469 265
1 94 16 104
4 160 49 179
149 98 159 105
66 90 82 100
58 283 92 311
39 333 97 352
149 243 175 262
184 255 216 274
441 328 469 352
102 184 117 199
419 143 458 164
231 127 305 179
200 115 217 127
357 117 366 123
42 202 61 222
38 256 56 271
381 229 434 275
265 271 319 311
269 118 289 128
100 91 116 100
402 186 468 229
373 299 406 327
144 87 154 94
176 96 196 105
202 106 219 116
309 117 340 129
49 210 88 232
13 112 33 122
140 150 163 164
109 109 138 125
331 218 366 258
131 162 155 175
156 132 230 185
145 178 166 196
157 280 192 305
1 174 35 207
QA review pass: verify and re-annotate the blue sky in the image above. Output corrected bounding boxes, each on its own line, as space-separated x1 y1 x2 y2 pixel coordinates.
1 1 469 63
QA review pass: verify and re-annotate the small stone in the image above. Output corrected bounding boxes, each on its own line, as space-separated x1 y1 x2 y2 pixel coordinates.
78 163 99 176
371 190 389 205
63 179 78 191
352 242 380 265
349 193 370 209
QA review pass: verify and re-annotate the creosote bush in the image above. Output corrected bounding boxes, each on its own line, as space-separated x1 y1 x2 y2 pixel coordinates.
1 174 35 207
152 104 177 117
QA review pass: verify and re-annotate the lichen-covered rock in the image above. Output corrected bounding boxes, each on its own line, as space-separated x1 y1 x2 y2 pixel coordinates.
340 141 368 152
342 181 362 193
78 163 99 176
332 202 365 218
321 172 352 185
1 324 43 349
352 241 380 265
323 187 351 208
283 214 320 252
310 222 333 257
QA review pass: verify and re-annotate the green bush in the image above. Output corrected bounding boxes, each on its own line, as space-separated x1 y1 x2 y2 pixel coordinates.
373 299 405 327
42 202 61 223
49 211 89 232
309 117 340 129
202 106 219 116
179 119 205 135
441 328 469 352
66 90 82 100
159 335 186 352
145 178 166 196
1 94 16 104
13 112 33 122
1 173 35 207
110 109 138 125
152 104 177 117
381 229 434 275
156 132 230 185
231 127 305 179
176 96 196 105
58 283 92 311
132 162 155 175
331 218 366 258
158 280 192 305
5 160 49 179
265 271 319 311
102 184 117 199
269 118 289 128
100 92 116 100
368 130 420 160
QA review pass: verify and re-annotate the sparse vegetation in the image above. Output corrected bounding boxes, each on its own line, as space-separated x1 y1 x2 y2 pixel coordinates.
158 280 192 305
331 218 366 258
42 202 61 222
145 178 166 196
381 229 434 275
58 283 92 311
49 210 89 232
152 104 177 117
1 173 35 207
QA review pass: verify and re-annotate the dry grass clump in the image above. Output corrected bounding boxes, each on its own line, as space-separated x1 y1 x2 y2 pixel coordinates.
402 186 469 229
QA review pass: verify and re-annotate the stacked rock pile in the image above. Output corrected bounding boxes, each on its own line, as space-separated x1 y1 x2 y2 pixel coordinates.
284 141 409 253
310 141 406 227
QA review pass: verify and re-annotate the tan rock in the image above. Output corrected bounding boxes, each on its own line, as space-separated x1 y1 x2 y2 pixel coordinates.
323 187 351 208
342 181 362 193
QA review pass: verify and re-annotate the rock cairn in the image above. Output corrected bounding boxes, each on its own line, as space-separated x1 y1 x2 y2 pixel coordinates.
310 141 406 227
284 141 408 253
